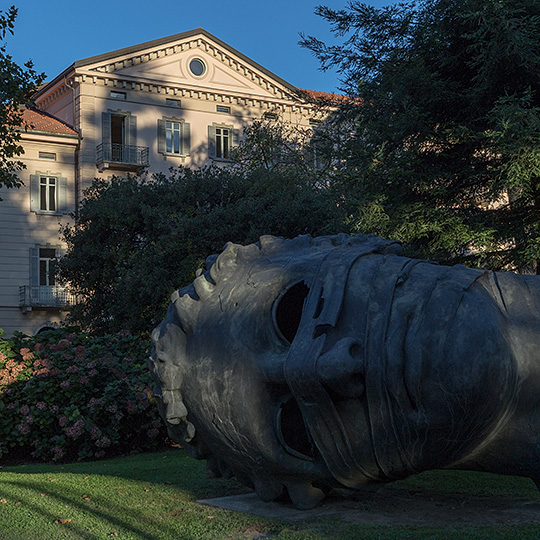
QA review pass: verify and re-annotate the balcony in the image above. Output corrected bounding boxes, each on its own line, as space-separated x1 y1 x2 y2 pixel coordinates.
96 143 149 172
19 286 77 313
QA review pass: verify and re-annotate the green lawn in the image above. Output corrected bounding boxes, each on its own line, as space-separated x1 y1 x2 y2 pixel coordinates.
0 449 539 540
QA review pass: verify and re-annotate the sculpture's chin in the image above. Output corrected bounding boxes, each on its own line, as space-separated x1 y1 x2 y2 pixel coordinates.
166 418 195 445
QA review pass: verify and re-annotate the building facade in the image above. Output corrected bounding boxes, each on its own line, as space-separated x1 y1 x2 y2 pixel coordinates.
0 110 79 335
0 28 330 336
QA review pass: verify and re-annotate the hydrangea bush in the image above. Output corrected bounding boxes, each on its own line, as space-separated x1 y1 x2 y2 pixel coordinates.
0 328 166 462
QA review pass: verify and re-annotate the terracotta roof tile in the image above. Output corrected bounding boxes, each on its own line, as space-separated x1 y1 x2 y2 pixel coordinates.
298 88 360 104
20 109 78 137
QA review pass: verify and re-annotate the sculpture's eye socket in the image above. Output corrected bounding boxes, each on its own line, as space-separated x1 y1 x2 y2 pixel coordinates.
273 281 310 344
276 395 314 460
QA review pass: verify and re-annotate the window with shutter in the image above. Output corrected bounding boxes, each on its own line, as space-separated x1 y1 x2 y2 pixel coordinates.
209 123 239 160
30 173 68 215
158 118 191 156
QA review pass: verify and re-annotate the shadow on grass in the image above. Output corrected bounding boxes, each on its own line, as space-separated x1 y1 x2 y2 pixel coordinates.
0 448 252 540
2 450 540 539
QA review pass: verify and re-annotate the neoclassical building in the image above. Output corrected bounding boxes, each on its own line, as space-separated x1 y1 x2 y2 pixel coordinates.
0 28 332 336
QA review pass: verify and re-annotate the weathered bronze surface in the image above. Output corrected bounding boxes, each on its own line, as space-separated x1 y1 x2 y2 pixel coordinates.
150 234 540 508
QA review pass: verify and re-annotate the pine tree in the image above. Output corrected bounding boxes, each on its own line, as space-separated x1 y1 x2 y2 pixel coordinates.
301 0 540 271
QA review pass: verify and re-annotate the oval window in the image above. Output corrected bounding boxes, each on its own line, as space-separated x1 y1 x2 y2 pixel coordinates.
189 58 206 77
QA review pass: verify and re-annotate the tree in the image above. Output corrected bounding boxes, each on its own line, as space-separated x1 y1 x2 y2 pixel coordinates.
0 6 45 193
58 166 342 335
301 0 540 272
230 116 338 185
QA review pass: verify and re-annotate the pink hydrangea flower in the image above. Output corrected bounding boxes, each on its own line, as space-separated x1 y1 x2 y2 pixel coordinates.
95 436 111 448
17 423 30 435
57 339 71 351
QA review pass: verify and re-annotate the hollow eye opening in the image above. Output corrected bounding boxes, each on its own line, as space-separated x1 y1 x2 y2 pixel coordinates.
276 396 314 460
273 281 310 344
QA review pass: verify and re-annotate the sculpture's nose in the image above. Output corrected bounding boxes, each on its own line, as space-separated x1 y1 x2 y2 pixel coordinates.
316 337 365 398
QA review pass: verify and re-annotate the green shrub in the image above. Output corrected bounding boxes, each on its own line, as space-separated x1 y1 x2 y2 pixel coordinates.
0 328 166 462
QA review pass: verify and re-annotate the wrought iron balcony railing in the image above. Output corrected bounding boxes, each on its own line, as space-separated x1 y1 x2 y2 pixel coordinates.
19 286 77 312
96 143 149 170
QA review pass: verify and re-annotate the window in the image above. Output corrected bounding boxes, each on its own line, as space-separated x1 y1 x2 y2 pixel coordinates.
99 110 145 167
215 127 230 159
216 105 231 114
208 125 239 160
39 152 56 161
26 247 68 309
102 110 137 152
110 91 126 100
40 176 56 212
263 112 278 121
166 98 181 108
166 121 182 154
158 118 191 156
189 58 206 77
30 174 67 214
39 248 56 286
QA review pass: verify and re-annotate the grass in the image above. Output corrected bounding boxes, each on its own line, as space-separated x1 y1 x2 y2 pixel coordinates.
0 449 538 539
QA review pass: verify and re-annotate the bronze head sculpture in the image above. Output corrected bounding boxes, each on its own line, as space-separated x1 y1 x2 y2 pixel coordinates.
150 234 540 508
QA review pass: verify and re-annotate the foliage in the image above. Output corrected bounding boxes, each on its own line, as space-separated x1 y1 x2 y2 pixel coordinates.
301 0 540 271
58 166 343 335
0 5 45 195
231 117 339 184
0 328 166 463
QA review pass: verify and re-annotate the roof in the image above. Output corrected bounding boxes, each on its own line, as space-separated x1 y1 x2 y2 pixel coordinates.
19 109 78 137
35 28 299 99
298 89 359 104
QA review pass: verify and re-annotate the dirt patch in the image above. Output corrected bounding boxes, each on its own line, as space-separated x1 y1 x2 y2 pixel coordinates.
199 484 540 527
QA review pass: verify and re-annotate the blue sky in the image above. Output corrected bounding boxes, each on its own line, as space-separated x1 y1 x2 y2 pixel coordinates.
7 0 389 94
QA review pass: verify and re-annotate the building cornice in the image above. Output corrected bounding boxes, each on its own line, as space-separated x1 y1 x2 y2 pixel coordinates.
36 72 320 117
19 131 80 144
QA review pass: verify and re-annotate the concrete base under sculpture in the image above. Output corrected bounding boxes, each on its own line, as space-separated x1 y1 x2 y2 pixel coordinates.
150 234 540 509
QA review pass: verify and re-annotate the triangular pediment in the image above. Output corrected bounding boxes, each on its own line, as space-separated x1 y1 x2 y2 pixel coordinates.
76 29 299 101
